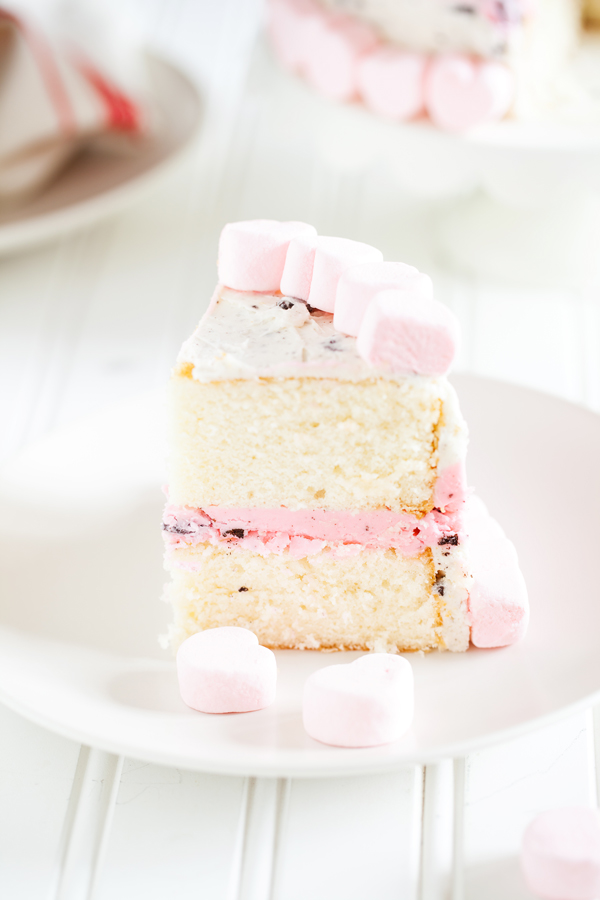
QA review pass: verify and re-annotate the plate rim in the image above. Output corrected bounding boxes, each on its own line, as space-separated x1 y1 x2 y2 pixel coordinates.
1 653 599 777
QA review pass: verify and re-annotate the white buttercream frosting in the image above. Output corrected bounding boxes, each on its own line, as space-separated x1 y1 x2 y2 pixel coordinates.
437 380 468 473
180 287 393 381
317 0 529 59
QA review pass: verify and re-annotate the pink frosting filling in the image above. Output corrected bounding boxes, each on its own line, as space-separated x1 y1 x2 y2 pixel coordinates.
163 465 467 559
163 500 464 561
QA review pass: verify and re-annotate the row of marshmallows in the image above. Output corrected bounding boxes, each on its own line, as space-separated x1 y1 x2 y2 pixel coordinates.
218 219 459 376
267 0 515 132
177 626 414 748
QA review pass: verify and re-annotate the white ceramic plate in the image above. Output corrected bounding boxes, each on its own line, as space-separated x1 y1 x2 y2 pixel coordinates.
0 52 202 256
0 376 599 777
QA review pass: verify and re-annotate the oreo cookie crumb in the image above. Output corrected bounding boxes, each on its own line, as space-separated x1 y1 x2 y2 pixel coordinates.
224 528 245 539
163 523 194 535
238 586 249 592
438 534 459 546
306 303 317 313
278 299 294 310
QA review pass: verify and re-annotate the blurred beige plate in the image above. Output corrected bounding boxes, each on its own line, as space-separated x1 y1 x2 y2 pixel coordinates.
1 377 600 777
0 51 202 256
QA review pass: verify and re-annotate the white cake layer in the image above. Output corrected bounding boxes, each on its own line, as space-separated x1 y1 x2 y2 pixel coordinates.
168 369 467 514
164 540 471 653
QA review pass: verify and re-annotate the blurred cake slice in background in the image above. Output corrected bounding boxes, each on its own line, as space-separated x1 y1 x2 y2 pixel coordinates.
162 220 528 654
267 0 600 130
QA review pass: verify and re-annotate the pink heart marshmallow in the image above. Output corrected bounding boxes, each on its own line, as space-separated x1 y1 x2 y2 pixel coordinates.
464 496 529 648
280 231 318 301
424 55 514 132
177 627 277 714
267 0 323 72
218 220 317 293
308 236 383 313
357 46 428 121
303 653 414 747
521 808 600 900
356 289 459 375
333 260 433 336
303 15 379 102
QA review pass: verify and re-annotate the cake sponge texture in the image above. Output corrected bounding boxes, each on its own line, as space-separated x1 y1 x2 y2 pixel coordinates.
165 542 470 653
168 370 443 514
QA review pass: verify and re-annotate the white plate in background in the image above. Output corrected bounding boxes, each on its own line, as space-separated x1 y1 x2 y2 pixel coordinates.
0 376 599 777
0 52 202 256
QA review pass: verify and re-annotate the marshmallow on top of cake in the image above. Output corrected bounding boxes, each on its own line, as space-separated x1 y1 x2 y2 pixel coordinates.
163 220 528 654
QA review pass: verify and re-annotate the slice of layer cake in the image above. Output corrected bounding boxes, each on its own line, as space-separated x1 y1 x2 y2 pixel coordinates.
163 220 528 653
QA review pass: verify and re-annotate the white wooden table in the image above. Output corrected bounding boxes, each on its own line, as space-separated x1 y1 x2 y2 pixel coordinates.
1 1 600 897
